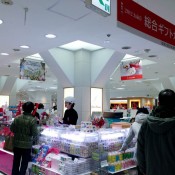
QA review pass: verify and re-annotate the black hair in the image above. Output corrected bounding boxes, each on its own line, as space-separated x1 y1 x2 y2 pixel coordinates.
22 101 34 113
38 103 44 109
136 107 149 115
69 103 74 108
159 89 175 107
53 105 57 111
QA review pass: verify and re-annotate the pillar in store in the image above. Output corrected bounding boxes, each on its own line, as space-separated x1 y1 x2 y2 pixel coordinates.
74 50 91 123
57 87 64 117
103 88 110 111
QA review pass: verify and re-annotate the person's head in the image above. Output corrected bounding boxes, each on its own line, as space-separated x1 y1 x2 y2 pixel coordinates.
53 105 57 111
22 101 34 113
136 107 149 115
38 103 44 109
64 96 75 109
158 89 175 107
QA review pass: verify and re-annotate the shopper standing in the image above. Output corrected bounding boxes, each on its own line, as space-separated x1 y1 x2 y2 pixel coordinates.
120 107 149 152
10 101 38 175
63 96 78 125
137 89 175 175
120 107 149 175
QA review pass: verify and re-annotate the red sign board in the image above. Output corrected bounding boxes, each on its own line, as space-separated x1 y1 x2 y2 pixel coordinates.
117 0 175 49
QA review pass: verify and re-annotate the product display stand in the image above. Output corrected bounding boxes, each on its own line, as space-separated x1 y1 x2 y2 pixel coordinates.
0 148 13 175
0 122 13 175
108 166 136 174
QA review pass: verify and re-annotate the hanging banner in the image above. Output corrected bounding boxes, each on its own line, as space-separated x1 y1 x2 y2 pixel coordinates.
19 59 45 81
117 0 175 50
120 59 142 81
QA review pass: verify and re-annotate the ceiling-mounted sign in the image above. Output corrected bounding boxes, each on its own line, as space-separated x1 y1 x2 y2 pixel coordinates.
19 59 45 81
85 0 110 17
120 59 142 81
92 0 110 14
117 0 175 50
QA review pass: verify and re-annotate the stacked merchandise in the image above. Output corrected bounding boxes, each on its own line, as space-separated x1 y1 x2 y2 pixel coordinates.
30 126 136 175
59 131 98 158
107 149 136 173
97 129 129 152
31 144 93 175
80 121 96 133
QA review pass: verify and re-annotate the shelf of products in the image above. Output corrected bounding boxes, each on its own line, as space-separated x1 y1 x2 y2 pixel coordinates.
0 121 136 175
108 165 136 174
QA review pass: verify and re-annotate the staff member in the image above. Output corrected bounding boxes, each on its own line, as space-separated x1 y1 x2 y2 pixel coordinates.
63 96 78 125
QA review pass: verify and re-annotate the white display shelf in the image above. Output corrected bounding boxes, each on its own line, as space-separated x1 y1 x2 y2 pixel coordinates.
108 165 136 174
0 147 13 155
32 163 91 175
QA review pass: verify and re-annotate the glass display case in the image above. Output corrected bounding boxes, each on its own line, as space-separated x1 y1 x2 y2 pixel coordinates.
34 126 136 175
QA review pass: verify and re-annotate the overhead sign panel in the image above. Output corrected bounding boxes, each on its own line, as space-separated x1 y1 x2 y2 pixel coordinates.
19 59 45 81
117 0 175 50
92 0 110 14
120 59 143 81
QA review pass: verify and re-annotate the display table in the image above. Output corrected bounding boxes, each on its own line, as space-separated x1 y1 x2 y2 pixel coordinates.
0 147 13 175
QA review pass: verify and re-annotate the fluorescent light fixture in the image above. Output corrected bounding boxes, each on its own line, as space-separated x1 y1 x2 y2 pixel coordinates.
135 78 159 82
117 88 125 90
50 87 57 89
28 89 36 91
0 20 3 24
59 40 103 51
20 45 30 49
26 53 43 61
45 34 56 39
1 53 9 56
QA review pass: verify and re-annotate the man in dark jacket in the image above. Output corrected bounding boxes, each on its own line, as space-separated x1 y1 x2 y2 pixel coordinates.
11 101 38 175
137 89 175 175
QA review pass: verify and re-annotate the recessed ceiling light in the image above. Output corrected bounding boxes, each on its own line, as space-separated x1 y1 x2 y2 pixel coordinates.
117 88 125 90
45 34 56 39
13 48 20 52
144 49 151 53
104 40 110 44
148 55 157 58
1 53 9 56
20 45 30 49
122 46 131 50
0 20 3 24
110 77 113 80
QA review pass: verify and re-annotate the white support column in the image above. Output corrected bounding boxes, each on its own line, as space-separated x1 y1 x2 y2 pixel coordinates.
103 88 111 112
74 50 91 123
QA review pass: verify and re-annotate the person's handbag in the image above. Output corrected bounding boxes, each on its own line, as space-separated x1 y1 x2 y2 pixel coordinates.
3 132 14 152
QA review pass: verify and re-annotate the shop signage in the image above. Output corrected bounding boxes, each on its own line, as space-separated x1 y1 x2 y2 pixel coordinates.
120 59 142 81
92 0 110 14
117 0 175 50
19 58 45 81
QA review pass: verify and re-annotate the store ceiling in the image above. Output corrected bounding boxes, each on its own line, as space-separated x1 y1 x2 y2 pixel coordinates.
0 0 175 98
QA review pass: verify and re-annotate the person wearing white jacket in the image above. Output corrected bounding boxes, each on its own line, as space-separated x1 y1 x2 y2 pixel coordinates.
120 107 149 152
120 107 149 175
